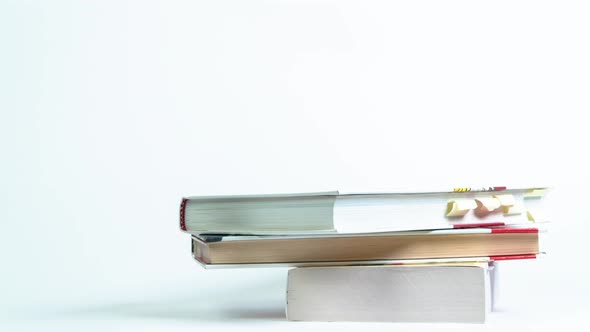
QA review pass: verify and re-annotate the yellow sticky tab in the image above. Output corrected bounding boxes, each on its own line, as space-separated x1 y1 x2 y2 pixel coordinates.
475 197 501 213
527 210 546 222
446 199 477 217
494 194 515 207
524 189 547 198
503 202 525 215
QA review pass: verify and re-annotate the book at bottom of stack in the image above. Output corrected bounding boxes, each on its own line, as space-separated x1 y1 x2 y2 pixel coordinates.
287 263 495 323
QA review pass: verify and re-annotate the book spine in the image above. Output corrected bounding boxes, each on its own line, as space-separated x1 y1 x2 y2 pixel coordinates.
180 198 188 231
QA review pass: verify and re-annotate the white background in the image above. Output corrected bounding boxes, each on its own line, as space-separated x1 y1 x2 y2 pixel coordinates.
1 1 589 331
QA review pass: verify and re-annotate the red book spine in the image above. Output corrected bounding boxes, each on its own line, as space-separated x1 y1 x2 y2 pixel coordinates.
490 228 539 234
490 254 538 261
180 198 188 231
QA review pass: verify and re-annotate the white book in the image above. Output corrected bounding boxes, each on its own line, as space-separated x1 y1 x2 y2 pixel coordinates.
180 187 548 235
286 264 493 323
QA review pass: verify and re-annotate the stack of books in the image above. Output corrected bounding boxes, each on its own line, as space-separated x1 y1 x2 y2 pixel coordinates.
179 186 548 323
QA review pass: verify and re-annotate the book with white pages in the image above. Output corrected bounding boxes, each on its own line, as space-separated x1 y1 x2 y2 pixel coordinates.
286 264 495 323
180 186 548 235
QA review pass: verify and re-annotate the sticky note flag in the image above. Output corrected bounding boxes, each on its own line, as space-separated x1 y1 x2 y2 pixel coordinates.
503 202 525 215
494 194 516 207
524 189 547 198
475 197 502 214
527 210 547 222
446 199 477 217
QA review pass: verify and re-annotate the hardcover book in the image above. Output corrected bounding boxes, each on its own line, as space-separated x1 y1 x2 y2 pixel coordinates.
192 227 544 266
180 187 547 235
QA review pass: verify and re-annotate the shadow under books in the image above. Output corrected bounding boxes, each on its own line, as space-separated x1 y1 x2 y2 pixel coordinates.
63 293 286 322
66 297 285 322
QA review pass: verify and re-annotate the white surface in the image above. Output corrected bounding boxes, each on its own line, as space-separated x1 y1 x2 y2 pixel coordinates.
1 0 589 331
